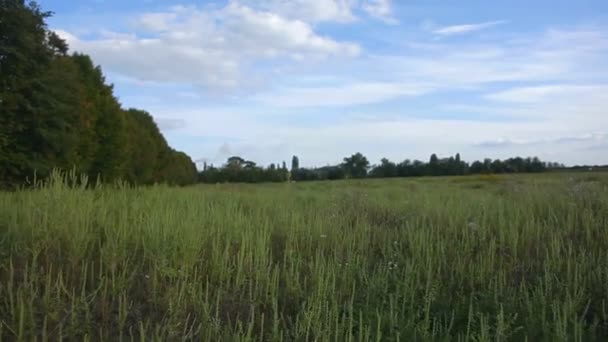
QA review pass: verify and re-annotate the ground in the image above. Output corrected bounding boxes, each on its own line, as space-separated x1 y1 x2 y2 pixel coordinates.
0 172 607 340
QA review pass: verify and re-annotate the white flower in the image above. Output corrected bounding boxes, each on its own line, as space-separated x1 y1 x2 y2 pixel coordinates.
468 222 479 231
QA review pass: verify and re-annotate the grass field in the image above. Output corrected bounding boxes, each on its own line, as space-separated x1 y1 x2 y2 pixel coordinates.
1 172 607 341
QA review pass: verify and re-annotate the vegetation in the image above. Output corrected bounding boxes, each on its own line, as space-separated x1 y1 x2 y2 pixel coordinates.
200 153 557 184
199 157 290 184
0 1 197 189
3 3 608 341
1 172 607 340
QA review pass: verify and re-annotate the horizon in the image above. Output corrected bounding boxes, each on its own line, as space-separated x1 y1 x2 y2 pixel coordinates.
40 0 608 167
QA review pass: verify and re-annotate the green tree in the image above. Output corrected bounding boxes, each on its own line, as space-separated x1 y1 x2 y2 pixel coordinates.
0 2 197 187
291 155 300 171
88 90 128 182
342 152 370 178
124 109 168 184
370 158 397 178
0 1 56 184
428 153 440 176
163 150 198 185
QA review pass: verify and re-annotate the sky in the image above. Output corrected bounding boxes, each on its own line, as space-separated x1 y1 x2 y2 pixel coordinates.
39 0 608 167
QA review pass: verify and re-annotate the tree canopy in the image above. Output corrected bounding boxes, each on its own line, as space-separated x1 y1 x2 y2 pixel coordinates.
0 1 197 188
197 152 561 184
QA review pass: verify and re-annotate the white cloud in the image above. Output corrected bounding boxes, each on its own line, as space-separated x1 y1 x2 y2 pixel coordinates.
55 3 608 167
57 3 360 91
237 0 357 23
238 28 608 108
164 103 607 166
254 82 433 107
485 84 608 103
237 0 396 24
432 20 506 36
156 118 187 131
223 3 360 57
368 28 608 91
137 12 178 32
362 0 397 24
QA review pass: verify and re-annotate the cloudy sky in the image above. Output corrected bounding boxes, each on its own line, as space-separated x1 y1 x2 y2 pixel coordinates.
41 0 608 167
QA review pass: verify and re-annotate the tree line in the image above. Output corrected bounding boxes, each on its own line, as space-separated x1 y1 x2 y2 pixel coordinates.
198 153 563 183
1 2 587 188
198 157 290 183
0 1 198 188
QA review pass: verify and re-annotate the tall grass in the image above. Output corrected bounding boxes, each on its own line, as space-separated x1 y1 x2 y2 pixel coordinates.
1 172 607 341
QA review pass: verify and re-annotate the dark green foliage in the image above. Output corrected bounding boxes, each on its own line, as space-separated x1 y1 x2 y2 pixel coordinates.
369 158 398 178
0 0 55 185
342 152 370 178
123 109 169 184
237 152 551 184
0 2 196 187
160 149 198 186
291 155 299 171
198 156 288 183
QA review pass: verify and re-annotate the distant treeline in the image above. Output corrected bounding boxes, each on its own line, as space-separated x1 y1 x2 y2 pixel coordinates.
0 1 198 188
2 2 598 189
198 153 566 184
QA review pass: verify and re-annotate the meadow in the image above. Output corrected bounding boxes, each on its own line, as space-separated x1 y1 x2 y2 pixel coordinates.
0 172 607 341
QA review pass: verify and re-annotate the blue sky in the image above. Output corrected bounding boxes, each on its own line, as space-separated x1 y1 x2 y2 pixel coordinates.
40 0 608 167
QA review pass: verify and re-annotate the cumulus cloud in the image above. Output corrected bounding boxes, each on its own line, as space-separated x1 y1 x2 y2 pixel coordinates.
238 0 396 23
222 3 360 57
57 2 360 91
237 0 358 23
53 0 608 166
199 27 608 108
362 0 397 24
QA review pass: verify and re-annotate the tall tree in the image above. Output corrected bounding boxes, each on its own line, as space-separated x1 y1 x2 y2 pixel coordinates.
428 154 440 176
0 0 55 184
123 109 169 184
342 153 370 178
0 2 198 187
370 158 397 178
291 155 300 171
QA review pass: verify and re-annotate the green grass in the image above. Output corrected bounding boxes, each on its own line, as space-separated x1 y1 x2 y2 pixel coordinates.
1 172 607 341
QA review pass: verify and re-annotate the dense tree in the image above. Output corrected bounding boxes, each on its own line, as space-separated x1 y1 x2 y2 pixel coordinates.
159 149 198 186
123 109 169 184
202 152 555 184
0 2 197 187
198 156 287 183
1 1 57 184
342 153 370 178
428 154 440 176
370 158 397 178
291 155 299 171
469 161 485 174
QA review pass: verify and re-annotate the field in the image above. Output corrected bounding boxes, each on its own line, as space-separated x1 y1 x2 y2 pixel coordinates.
1 172 607 341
